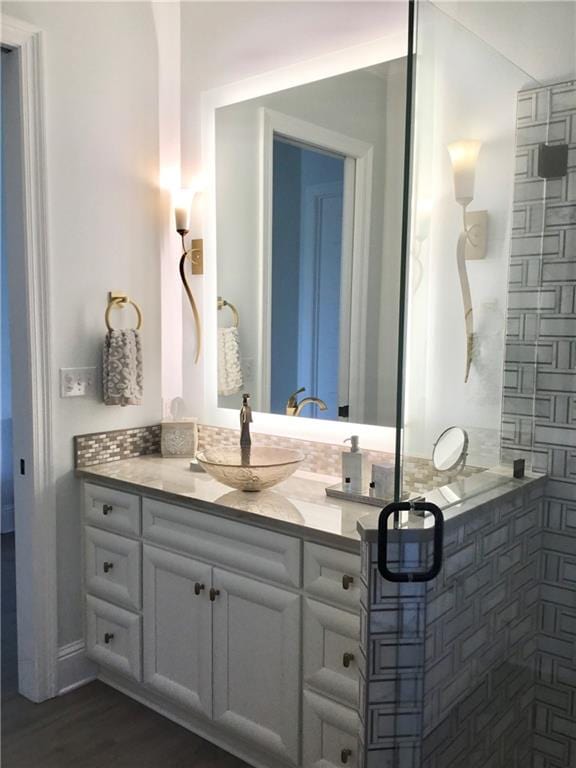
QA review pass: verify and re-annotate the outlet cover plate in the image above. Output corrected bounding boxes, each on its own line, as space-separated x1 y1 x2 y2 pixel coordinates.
60 367 97 398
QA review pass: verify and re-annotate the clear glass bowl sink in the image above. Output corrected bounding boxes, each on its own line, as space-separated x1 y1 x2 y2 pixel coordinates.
196 447 305 492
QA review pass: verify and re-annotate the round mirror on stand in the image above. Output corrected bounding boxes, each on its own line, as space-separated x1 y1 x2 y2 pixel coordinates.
432 426 469 472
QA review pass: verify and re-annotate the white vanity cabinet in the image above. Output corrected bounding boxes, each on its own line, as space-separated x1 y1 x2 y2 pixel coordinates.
82 481 361 768
142 545 213 717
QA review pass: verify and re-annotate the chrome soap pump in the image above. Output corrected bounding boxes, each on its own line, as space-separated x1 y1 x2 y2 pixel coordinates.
342 435 366 493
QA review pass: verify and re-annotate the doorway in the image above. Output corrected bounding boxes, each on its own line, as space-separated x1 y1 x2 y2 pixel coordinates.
270 136 345 420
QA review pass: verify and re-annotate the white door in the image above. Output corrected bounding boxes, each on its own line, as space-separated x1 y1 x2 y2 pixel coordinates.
143 545 212 717
212 568 301 765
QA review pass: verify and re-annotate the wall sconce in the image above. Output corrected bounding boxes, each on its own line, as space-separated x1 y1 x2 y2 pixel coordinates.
174 188 203 364
447 140 488 383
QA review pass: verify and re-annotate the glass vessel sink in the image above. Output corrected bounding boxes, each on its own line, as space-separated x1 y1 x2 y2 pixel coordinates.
196 447 305 492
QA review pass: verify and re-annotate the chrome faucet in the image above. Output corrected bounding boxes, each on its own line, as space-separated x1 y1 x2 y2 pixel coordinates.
240 393 252 448
285 388 328 417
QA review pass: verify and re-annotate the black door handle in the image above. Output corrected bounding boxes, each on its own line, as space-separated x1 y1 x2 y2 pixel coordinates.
377 501 444 582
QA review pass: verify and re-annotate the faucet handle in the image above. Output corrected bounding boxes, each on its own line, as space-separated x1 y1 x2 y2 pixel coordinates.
287 387 305 407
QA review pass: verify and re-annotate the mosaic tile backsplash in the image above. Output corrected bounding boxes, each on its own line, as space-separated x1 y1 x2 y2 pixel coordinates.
74 425 161 468
74 422 481 493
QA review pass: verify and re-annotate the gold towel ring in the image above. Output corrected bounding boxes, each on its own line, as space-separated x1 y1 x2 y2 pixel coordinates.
217 297 240 328
105 294 143 332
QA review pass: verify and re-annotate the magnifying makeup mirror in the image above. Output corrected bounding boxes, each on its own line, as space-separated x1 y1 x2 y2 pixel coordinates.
432 426 469 472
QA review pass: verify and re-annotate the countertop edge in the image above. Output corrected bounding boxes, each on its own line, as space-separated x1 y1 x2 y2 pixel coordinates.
76 466 362 554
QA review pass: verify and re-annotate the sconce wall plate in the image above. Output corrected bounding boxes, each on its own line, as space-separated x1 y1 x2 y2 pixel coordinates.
464 210 488 261
191 238 204 275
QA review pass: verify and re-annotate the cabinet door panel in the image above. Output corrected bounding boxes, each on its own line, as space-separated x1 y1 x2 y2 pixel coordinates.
304 543 361 613
143 545 212 717
85 526 141 610
212 569 300 765
304 599 360 707
303 690 359 768
86 595 141 682
84 483 140 537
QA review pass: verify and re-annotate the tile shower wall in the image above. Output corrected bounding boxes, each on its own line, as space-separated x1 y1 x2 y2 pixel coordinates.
360 481 545 768
503 79 576 768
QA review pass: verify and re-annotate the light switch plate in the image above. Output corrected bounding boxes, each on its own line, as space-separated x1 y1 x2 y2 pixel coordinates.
60 367 97 398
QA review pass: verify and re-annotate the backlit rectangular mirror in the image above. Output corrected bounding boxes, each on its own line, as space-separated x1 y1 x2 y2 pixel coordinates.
215 57 407 427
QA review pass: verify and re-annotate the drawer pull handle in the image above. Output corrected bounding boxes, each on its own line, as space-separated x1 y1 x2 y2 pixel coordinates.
341 748 352 764
104 632 114 644
342 574 354 590
342 652 355 668
103 561 114 573
102 504 113 515
209 587 220 602
194 582 205 595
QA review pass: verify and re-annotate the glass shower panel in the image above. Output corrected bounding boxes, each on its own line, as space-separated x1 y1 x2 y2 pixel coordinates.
401 1 540 503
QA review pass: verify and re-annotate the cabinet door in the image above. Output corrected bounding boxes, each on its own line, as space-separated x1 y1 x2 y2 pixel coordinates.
143 545 212 717
212 569 300 765
303 690 359 768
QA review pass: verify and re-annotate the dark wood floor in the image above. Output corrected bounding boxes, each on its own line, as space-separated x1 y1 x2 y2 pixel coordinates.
1 533 249 768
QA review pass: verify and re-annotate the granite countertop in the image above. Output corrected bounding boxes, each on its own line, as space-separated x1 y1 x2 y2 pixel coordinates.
76 455 547 549
76 455 373 551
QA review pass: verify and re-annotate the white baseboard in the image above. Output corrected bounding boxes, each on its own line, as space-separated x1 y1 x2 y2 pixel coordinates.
57 640 97 695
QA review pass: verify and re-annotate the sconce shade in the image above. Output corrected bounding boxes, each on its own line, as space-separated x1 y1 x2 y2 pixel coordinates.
448 140 482 206
174 188 193 231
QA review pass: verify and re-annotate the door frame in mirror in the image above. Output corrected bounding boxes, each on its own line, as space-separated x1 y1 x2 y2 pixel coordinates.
259 108 373 420
200 31 406 449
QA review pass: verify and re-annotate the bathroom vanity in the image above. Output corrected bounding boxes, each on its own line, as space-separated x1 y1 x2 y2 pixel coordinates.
77 452 545 768
78 457 366 768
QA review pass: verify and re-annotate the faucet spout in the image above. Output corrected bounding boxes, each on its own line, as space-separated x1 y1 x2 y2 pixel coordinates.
240 393 252 449
294 397 328 417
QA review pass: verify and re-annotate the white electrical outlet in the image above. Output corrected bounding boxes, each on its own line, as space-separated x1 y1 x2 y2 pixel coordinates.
60 367 98 398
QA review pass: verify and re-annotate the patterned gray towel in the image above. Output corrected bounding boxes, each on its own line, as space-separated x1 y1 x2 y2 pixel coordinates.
103 329 143 406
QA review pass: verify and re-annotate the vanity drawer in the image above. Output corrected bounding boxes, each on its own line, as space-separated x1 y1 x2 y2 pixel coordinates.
304 543 361 612
84 483 140 537
303 599 360 708
303 690 359 768
142 498 301 588
85 526 141 611
86 595 142 682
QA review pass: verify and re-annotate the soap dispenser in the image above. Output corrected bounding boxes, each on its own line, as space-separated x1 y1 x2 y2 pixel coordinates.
342 435 366 493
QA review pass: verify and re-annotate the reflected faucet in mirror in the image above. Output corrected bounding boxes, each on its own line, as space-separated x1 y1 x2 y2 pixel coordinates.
285 388 328 417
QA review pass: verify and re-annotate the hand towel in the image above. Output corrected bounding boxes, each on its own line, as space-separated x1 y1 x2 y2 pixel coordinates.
103 329 143 406
218 326 243 397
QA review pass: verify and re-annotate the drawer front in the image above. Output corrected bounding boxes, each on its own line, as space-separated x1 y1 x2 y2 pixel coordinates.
84 483 140 537
304 543 361 612
304 599 360 708
86 595 142 682
303 690 359 768
143 498 301 588
85 526 141 610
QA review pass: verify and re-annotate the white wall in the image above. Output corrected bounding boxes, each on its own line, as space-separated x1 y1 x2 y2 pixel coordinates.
3 2 162 647
214 61 406 427
433 1 576 84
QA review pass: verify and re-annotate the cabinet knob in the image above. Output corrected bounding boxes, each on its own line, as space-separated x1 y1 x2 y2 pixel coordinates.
194 582 205 595
342 574 354 590
103 561 114 573
342 652 355 668
102 504 113 515
209 587 220 601
104 632 114 644
341 748 352 764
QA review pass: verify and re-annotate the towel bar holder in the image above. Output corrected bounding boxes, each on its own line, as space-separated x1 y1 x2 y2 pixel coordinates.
105 292 143 332
217 297 240 328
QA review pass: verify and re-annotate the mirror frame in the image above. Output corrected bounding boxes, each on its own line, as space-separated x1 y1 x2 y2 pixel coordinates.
199 30 407 450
